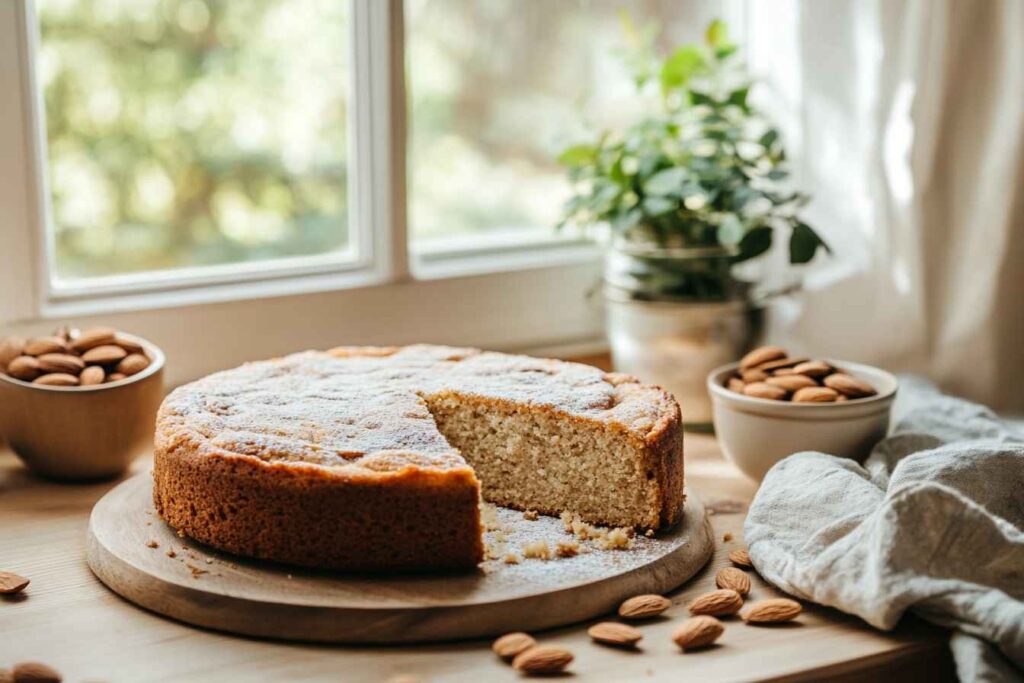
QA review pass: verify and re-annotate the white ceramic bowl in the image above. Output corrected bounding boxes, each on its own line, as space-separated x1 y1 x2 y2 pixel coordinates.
707 360 898 482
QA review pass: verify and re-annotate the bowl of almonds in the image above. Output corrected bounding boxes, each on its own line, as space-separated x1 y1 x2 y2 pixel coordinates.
0 326 164 480
706 346 897 481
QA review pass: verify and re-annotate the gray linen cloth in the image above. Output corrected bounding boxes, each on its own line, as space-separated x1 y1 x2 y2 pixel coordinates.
744 377 1024 682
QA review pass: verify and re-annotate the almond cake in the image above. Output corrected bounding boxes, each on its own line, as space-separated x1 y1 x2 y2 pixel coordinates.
153 345 684 571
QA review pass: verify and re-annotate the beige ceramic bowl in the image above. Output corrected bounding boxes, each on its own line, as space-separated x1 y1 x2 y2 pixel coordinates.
707 360 898 482
0 333 164 481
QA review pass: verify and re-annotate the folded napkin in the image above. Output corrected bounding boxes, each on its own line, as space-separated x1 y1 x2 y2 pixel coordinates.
744 377 1024 682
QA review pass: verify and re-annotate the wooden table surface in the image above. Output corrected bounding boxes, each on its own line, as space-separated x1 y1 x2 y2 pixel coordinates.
0 433 955 683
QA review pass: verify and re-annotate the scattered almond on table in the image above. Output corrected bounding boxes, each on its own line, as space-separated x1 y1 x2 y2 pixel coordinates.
0 571 30 595
715 567 751 596
618 593 671 620
0 326 152 387
672 615 725 650
511 646 574 675
688 589 744 617
492 632 536 659
587 621 642 648
742 598 803 624
728 548 753 568
728 346 877 402
10 661 62 683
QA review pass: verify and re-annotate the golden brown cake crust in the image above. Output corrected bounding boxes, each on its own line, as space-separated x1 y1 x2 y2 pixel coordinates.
153 345 684 570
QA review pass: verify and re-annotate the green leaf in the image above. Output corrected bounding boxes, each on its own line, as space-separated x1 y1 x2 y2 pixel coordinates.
717 215 744 246
789 221 829 263
644 167 687 195
690 91 716 107
759 129 779 149
705 19 728 49
766 169 788 181
611 208 643 233
642 196 677 215
557 144 597 167
660 46 704 94
727 87 749 109
735 225 773 262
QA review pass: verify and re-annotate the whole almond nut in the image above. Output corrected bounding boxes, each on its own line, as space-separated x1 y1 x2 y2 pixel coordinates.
689 589 743 616
792 386 839 403
70 327 117 352
0 336 25 371
740 368 769 383
772 367 797 376
82 344 128 365
823 373 876 398
715 567 751 596
728 548 753 568
671 615 724 650
726 377 745 393
6 356 41 381
114 334 145 354
739 345 786 370
792 360 833 378
33 373 80 387
587 621 642 647
0 571 30 594
742 382 787 401
106 372 127 383
80 366 106 386
36 353 85 375
755 356 808 372
618 593 671 620
511 646 573 674
11 662 61 683
116 353 150 376
765 375 818 392
743 598 802 624
24 336 67 356
492 632 536 659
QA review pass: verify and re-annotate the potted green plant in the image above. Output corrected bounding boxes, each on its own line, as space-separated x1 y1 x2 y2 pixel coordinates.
558 19 829 424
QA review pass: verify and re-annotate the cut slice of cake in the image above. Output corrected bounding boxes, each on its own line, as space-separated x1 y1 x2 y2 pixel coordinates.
153 345 684 571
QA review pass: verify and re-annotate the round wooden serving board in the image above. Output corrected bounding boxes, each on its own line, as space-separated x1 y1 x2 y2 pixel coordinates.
86 474 713 644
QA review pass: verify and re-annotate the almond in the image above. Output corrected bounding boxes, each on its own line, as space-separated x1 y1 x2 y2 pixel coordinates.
0 571 30 594
0 336 25 371
742 382 787 401
10 662 61 683
740 368 769 383
80 366 106 386
688 589 743 616
755 356 808 372
823 373 876 398
739 345 786 370
743 598 802 624
24 336 67 356
70 327 117 353
106 372 127 383
587 621 642 647
114 334 145 354
511 646 573 674
728 548 753 568
726 377 745 393
792 360 833 378
618 593 671 620
33 373 80 387
36 353 85 375
492 631 536 659
116 353 150 376
772 367 797 376
671 615 725 650
6 356 41 381
715 567 751 596
792 386 839 403
82 344 128 365
765 375 818 392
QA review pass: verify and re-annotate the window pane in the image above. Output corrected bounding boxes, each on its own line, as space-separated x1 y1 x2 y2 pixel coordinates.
37 0 350 280
406 0 716 246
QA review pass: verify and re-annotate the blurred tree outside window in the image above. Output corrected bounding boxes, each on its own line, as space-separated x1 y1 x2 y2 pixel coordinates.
407 0 717 245
39 0 350 280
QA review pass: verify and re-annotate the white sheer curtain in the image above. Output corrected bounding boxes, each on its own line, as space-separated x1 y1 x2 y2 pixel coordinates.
746 0 1024 412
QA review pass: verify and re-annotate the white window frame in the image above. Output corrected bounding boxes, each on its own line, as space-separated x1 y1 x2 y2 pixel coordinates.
0 0 743 386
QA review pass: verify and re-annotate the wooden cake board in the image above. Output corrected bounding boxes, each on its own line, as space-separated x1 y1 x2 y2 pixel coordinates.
86 473 713 644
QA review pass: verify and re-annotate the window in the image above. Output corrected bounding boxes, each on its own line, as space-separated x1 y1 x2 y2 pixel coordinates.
38 0 352 283
407 0 722 251
1 0 729 383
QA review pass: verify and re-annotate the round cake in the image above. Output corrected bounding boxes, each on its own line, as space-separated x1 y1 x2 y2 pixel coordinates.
153 345 684 571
